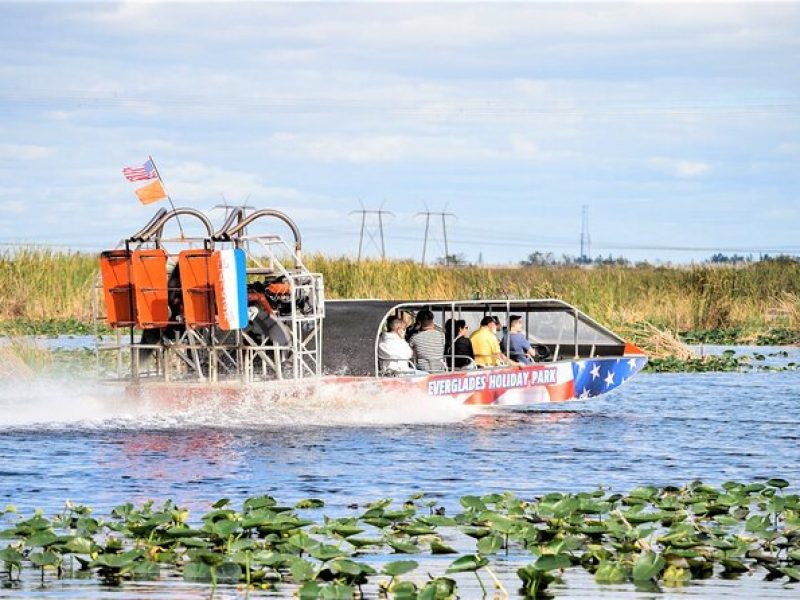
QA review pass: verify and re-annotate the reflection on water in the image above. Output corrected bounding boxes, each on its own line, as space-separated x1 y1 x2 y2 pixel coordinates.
1 358 799 597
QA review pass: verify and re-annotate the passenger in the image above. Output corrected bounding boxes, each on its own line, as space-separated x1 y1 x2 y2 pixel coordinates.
409 309 446 371
378 316 415 373
444 318 474 369
405 310 424 342
470 316 512 367
500 314 537 365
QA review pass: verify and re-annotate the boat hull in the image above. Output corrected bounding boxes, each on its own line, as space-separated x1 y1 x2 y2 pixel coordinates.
124 356 647 408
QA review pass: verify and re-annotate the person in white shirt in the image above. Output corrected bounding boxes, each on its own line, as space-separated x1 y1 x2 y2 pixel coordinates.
378 316 415 374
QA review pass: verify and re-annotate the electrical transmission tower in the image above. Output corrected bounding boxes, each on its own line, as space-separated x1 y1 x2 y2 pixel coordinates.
350 208 393 261
580 205 591 262
416 210 456 265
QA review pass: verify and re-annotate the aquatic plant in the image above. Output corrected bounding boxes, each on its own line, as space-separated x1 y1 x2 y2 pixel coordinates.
1 480 799 597
643 349 798 373
4 250 800 343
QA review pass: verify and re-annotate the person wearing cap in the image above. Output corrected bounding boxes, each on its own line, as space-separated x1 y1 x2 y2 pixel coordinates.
500 315 537 365
470 315 511 367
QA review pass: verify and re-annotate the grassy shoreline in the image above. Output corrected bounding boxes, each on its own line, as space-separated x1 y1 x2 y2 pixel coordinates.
2 250 800 346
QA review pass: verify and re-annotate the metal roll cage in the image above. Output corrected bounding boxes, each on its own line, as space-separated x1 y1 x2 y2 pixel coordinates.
126 207 302 256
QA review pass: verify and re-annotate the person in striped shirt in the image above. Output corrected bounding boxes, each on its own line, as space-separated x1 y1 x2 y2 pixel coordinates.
409 309 446 372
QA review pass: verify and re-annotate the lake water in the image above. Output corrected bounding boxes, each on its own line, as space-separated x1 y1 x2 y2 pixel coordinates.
0 347 798 598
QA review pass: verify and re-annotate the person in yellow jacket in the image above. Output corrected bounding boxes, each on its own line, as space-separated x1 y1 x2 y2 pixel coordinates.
470 316 512 367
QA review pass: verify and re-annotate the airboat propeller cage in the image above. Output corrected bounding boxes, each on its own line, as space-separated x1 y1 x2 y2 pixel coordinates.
97 206 324 383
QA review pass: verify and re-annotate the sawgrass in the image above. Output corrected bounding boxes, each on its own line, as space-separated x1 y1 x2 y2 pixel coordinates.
306 255 800 334
2 249 800 340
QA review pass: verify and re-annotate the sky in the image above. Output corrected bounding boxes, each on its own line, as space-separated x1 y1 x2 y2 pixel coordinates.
0 0 798 264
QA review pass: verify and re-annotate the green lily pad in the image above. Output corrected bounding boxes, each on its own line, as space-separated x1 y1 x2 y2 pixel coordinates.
328 558 375 577
459 495 487 511
288 557 316 582
319 583 355 599
460 526 491 539
419 576 457 599
629 486 659 500
518 564 556 597
382 560 418 577
721 558 750 573
296 498 325 509
243 495 277 511
131 561 160 579
27 531 59 547
184 561 212 581
390 580 418 600
29 550 61 567
387 539 421 554
767 479 790 489
346 537 384 549
417 515 457 527
430 539 458 554
594 561 628 583
215 561 242 583
781 566 800 582
445 553 488 573
535 553 571 572
308 543 346 561
477 533 503 555
0 547 23 565
633 551 665 582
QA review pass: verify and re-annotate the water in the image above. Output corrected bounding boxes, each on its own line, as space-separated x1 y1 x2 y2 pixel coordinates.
1 349 799 598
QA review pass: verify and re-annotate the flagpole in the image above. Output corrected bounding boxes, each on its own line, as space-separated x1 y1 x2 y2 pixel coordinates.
148 155 186 239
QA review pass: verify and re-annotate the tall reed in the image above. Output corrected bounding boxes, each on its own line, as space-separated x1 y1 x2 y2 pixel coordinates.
2 249 799 334
0 248 97 324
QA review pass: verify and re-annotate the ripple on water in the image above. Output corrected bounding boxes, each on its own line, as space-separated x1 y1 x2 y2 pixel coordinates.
0 365 799 597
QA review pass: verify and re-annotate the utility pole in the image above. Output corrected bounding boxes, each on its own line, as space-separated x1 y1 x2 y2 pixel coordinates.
349 208 393 261
580 205 591 262
416 210 456 265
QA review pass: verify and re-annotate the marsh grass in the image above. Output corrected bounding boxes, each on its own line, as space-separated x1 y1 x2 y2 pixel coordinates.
3 249 800 340
0 249 97 327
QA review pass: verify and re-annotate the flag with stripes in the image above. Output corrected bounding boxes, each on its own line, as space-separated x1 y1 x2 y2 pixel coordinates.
123 159 158 182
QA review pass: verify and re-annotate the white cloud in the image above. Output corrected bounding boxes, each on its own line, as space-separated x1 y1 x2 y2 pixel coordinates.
0 144 54 160
650 157 711 178
0 200 25 215
269 133 412 163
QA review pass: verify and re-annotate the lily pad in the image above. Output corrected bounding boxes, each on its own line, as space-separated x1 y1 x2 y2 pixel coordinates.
383 559 419 577
633 551 665 582
445 554 488 573
535 553 571 572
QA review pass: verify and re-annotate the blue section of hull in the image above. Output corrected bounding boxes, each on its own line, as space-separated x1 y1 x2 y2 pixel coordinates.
572 356 648 399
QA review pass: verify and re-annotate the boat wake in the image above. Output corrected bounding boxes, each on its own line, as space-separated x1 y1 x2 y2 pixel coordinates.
0 376 475 430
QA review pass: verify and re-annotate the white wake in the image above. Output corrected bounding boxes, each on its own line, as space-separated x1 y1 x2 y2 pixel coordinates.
0 376 475 430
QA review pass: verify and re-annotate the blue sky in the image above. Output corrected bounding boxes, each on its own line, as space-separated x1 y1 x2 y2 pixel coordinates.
0 1 798 264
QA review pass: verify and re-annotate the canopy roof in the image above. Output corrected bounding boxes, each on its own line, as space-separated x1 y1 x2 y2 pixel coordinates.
321 299 626 377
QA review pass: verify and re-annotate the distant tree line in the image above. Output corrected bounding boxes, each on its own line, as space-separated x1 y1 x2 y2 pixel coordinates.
514 251 800 268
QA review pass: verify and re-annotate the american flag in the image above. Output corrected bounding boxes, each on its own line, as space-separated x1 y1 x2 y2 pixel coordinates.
123 159 158 182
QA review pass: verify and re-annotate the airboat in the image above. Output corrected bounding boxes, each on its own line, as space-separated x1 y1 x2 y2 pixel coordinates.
96 206 647 407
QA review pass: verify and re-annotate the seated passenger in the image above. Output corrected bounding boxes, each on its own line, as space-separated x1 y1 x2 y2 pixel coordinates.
409 309 445 371
470 316 512 367
405 310 424 342
444 318 474 369
500 314 537 365
378 316 414 373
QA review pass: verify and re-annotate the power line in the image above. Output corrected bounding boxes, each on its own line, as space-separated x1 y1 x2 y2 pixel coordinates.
580 205 591 260
415 210 456 265
349 208 393 261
